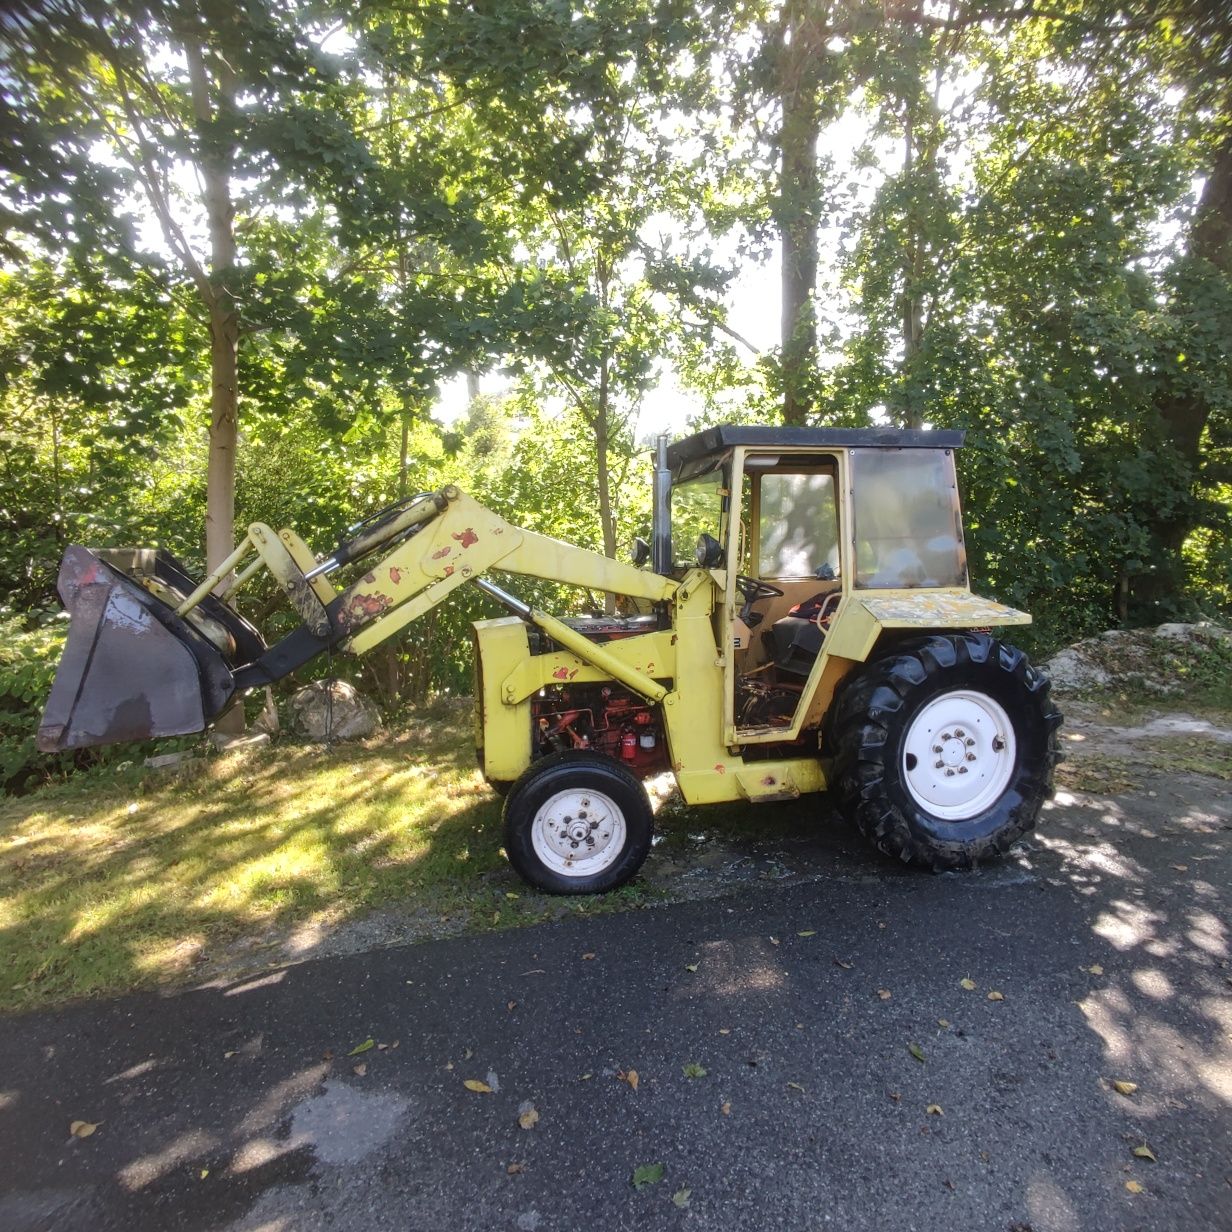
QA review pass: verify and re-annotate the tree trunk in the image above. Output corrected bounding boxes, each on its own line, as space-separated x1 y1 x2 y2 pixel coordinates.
777 7 822 428
185 37 238 576
1129 129 1232 617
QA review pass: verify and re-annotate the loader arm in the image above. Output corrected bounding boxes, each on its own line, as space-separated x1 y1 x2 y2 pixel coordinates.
38 486 678 752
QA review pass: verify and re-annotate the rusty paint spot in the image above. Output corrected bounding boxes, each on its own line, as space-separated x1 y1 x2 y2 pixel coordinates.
444 565 454 577
568 669 579 680
363 572 376 584
670 634 678 645
389 567 402 584
492 527 504 535
552 667 570 681
432 547 451 560
346 593 390 625
646 662 654 671
715 764 726 775
762 775 777 787
453 527 479 549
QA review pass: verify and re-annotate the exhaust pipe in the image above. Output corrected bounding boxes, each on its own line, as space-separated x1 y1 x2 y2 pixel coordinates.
652 432 671 575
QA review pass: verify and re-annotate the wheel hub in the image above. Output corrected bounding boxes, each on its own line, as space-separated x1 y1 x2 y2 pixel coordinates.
902 691 1017 821
532 789 627 876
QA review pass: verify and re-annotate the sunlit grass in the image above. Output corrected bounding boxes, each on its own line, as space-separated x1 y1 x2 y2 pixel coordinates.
0 701 519 1013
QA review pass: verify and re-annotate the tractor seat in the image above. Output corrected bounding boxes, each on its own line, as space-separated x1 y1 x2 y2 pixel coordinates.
769 616 825 676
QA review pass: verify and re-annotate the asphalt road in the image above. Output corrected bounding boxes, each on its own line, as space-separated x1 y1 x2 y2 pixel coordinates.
1 774 1229 1232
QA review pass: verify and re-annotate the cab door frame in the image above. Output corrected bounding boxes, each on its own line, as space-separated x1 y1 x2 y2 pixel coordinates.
721 445 855 747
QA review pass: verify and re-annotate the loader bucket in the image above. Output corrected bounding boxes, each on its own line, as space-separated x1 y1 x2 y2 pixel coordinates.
37 546 241 753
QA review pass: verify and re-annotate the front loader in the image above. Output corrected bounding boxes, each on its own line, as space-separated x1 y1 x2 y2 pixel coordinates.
38 425 1062 893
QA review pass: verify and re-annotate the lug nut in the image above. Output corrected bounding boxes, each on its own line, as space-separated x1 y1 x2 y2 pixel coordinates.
935 760 944 769
932 745 942 753
941 732 952 741
958 766 968 775
966 752 976 761
965 737 975 747
945 769 955 777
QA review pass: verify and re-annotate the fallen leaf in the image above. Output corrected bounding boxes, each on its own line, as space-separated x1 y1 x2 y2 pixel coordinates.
518 1105 539 1130
224 1050 237 1059
1125 1180 1144 1194
505 892 520 899
877 989 892 1000
507 1162 524 1175
631 1162 665 1190
987 990 1005 1002
719 1027 731 1035
199 1169 209 1179
582 952 596 960
769 936 780 946
908 1043 926 1063
388 1040 400 1050
937 1019 951 1029
1171 864 1188 872
797 930 816 937
926 1104 943 1116
463 1048 473 1060
888 1091 901 1102
672 1187 692 1208
348 1038 375 1056
786 1081 805 1093
833 958 853 970
721 1101 731 1115
463 1079 493 1093
682 1062 707 1079
960 978 977 991
618 1069 639 1091
1112 1080 1138 1096
352 1063 367 1077
1132 1145 1157 1162
507 1001 517 1011
579 1073 592 1081
1087 964 1104 976
69 1120 99 1139
685 963 698 972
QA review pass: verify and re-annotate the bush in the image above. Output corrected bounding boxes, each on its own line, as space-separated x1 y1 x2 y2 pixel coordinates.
0 613 70 794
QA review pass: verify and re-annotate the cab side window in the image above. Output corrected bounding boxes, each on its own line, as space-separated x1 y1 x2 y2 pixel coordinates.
756 471 840 579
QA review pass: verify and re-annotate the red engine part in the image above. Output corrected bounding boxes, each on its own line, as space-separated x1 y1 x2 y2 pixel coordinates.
531 684 669 778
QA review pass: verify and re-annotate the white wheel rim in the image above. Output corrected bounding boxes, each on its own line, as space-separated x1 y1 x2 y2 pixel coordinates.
530 788 627 878
901 690 1017 821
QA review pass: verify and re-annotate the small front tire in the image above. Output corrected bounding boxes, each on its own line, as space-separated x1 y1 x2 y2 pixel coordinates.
502 751 654 894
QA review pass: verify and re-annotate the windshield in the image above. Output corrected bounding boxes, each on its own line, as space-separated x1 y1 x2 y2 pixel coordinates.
671 471 726 566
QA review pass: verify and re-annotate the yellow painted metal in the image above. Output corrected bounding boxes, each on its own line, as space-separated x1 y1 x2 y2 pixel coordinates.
734 760 826 801
499 529 675 603
499 630 677 704
278 528 336 603
472 618 533 781
523 611 668 703
175 535 252 616
856 590 1031 627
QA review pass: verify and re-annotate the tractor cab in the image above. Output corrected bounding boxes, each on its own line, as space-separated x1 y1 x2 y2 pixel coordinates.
662 426 970 747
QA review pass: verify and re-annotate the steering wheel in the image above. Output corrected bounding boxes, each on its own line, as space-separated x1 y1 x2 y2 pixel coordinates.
735 575 784 603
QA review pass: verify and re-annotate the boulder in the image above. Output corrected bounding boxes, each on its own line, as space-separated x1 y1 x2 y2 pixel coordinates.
289 679 381 742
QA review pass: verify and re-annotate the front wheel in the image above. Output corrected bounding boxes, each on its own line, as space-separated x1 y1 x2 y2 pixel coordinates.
502 751 654 894
831 633 1062 870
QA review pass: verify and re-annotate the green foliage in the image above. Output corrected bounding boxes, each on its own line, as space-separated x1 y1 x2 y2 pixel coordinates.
0 615 68 793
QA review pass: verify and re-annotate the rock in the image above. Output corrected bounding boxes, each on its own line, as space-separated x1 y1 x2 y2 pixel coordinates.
210 731 272 753
1040 647 1111 693
144 751 201 771
289 680 381 742
1154 621 1231 645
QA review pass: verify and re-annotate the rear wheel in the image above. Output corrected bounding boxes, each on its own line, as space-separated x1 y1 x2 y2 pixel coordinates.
502 751 654 894
831 633 1061 870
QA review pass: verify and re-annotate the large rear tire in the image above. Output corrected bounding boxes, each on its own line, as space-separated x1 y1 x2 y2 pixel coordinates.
831 633 1061 870
503 751 654 894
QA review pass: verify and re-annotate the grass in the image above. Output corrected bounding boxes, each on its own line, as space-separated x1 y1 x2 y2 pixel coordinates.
0 699 617 1014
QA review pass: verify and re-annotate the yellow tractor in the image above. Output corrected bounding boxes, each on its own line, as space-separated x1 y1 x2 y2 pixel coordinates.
38 425 1061 892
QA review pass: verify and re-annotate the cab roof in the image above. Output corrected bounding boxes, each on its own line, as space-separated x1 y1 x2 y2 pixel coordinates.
666 425 965 475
